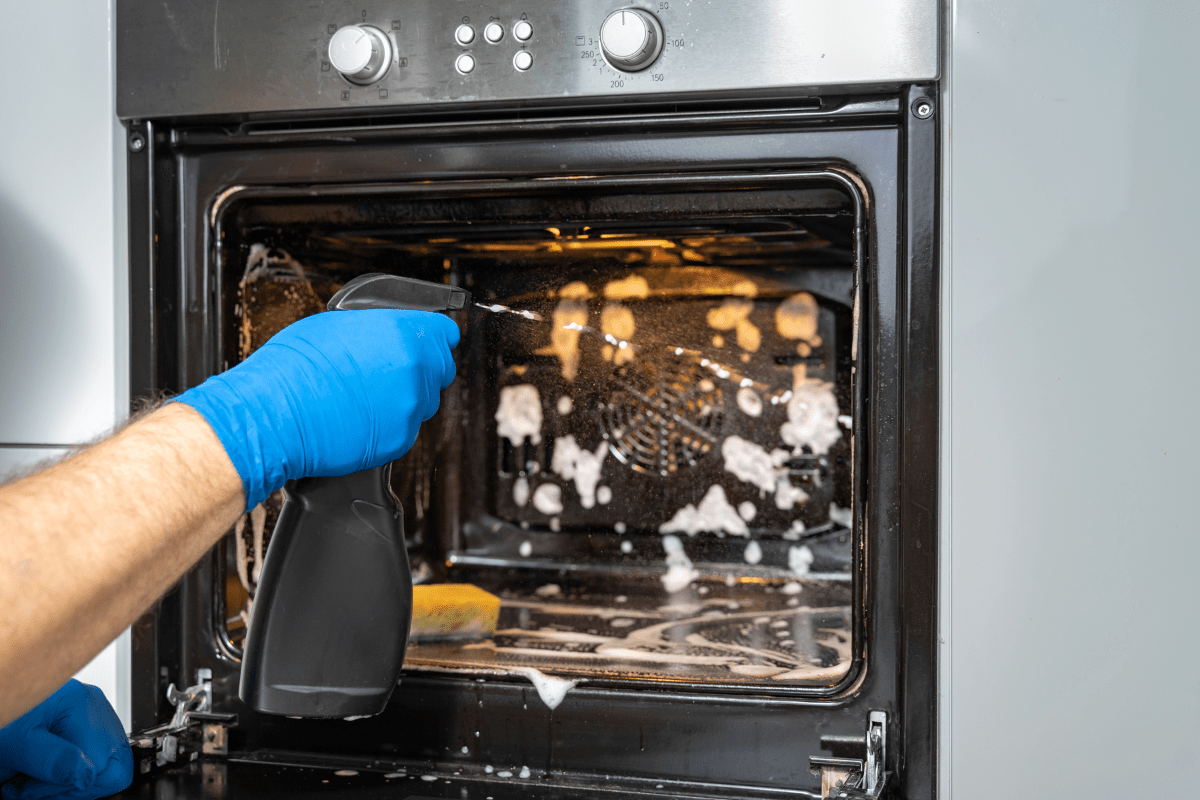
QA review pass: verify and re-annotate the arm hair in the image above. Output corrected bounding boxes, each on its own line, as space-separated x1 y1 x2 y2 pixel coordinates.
0 403 244 726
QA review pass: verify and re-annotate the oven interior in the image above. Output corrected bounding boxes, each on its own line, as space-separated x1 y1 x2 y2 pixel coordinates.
216 175 862 695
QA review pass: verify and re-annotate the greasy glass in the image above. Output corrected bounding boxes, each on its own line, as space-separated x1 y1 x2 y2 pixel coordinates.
217 176 859 691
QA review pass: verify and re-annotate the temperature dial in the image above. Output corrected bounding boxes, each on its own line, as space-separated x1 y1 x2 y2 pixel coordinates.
599 8 664 72
328 25 392 85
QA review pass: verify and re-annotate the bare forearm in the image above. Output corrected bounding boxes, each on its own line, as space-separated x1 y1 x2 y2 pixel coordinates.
0 403 243 726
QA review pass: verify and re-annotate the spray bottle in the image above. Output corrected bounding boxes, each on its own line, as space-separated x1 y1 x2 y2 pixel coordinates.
238 273 470 719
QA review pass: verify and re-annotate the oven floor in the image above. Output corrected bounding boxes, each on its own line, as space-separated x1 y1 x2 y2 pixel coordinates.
404 576 852 688
115 758 806 799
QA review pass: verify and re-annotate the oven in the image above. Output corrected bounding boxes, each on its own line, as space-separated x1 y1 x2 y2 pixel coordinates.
116 1 941 797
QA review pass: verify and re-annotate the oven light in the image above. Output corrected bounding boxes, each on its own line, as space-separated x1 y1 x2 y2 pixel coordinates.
562 238 675 249
465 243 554 252
597 233 674 240
454 237 681 253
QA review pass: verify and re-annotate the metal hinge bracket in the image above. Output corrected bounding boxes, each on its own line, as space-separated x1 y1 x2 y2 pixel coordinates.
129 669 238 776
809 710 891 799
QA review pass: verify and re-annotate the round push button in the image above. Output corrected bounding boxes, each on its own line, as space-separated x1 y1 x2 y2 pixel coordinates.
455 24 475 45
513 50 533 71
514 20 533 41
484 22 504 43
455 53 476 74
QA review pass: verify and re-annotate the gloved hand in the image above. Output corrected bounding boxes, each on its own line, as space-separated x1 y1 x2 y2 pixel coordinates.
177 309 460 511
0 680 132 800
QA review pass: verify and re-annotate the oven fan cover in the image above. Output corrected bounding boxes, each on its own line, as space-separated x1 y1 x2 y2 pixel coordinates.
602 359 724 475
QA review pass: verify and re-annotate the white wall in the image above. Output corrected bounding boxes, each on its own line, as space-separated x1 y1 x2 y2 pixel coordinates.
0 0 129 729
946 2 1200 796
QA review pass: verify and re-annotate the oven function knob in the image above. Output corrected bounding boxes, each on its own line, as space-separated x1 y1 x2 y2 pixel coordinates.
328 24 393 84
599 8 664 72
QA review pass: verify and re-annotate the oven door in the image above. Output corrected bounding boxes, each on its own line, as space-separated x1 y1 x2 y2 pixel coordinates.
123 97 938 798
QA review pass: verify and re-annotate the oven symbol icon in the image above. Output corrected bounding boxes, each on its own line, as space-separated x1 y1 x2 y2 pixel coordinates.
575 35 585 45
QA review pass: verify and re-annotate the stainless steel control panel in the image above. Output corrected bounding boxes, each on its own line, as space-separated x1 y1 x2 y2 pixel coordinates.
116 0 938 119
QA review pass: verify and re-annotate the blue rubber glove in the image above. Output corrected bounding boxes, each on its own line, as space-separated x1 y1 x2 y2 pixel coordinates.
0 680 132 800
176 309 460 511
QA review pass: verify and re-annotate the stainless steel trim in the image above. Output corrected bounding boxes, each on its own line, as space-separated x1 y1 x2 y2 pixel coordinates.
0 442 75 448
172 99 897 146
117 0 938 119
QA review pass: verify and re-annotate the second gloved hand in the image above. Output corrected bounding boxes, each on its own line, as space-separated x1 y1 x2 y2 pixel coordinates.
177 309 460 510
0 680 132 800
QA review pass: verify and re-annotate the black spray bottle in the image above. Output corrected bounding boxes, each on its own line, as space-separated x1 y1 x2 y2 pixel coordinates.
238 273 470 719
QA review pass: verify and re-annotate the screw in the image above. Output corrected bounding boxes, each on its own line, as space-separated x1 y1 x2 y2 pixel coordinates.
912 99 934 119
129 133 146 152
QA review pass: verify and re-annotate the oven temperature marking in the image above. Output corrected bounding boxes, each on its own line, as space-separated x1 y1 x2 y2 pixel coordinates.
587 49 672 86
584 31 679 88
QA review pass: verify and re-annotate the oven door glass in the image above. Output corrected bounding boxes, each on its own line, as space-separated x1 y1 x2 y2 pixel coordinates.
216 172 863 694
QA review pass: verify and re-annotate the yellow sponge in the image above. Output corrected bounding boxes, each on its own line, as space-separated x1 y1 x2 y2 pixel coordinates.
409 584 501 642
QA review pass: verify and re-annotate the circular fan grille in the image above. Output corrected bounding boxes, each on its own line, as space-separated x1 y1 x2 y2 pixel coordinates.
602 359 724 475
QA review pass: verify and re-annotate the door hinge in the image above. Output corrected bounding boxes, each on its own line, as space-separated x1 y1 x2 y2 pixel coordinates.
809 710 890 799
128 669 238 776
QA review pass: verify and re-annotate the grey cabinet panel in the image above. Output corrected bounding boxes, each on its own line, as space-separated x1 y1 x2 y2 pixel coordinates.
0 446 70 483
949 3 1200 797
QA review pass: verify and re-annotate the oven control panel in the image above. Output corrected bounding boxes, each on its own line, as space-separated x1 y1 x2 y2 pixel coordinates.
116 0 938 120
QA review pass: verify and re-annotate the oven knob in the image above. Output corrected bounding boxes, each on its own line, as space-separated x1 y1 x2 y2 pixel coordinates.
328 24 393 84
599 8 664 72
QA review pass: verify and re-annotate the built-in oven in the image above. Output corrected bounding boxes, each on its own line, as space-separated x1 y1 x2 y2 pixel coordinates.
116 1 941 797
